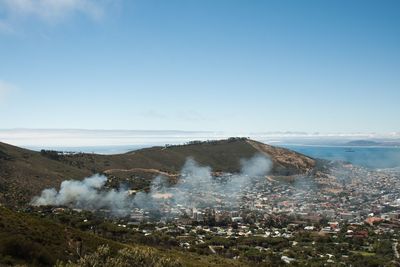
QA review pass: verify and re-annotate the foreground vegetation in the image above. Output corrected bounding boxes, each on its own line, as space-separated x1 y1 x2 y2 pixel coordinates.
0 206 246 267
56 245 182 267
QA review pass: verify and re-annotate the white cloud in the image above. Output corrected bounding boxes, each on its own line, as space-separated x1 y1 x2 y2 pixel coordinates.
0 129 399 150
0 129 229 148
0 0 115 31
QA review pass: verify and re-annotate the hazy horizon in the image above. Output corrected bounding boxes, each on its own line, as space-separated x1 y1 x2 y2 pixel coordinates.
1 128 399 149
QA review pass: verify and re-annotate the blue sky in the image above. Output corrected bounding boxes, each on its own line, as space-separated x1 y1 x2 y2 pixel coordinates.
0 0 399 133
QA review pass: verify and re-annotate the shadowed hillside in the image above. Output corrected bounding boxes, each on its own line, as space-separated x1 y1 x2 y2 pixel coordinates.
0 206 123 266
0 142 91 206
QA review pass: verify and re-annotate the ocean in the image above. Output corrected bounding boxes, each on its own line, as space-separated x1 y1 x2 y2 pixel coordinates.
280 145 400 169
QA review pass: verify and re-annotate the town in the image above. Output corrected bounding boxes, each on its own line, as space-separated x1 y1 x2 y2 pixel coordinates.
29 162 400 266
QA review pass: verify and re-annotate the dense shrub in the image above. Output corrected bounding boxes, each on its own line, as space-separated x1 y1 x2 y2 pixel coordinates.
0 235 55 266
56 245 182 267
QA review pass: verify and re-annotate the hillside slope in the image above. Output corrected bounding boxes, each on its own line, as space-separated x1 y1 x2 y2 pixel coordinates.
246 139 315 175
0 207 244 267
61 138 315 175
0 142 91 206
0 206 123 266
0 138 315 206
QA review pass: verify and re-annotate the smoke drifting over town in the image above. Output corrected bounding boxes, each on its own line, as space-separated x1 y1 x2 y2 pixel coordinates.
31 174 133 216
31 154 272 216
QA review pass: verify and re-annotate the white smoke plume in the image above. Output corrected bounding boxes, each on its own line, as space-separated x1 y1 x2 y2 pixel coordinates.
31 154 273 216
31 174 133 216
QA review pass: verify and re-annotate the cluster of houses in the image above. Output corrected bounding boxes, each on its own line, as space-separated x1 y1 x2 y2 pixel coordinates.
31 163 400 263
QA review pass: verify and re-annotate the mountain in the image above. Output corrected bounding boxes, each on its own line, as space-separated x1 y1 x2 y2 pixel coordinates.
0 138 315 206
345 139 400 147
345 140 381 146
58 138 315 175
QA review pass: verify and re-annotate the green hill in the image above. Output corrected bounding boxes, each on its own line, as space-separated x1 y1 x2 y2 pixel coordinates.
0 138 315 206
59 138 315 175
